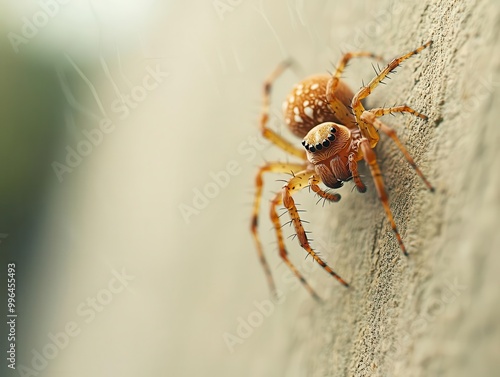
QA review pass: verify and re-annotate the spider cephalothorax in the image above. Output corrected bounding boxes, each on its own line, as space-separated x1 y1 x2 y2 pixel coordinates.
302 123 354 188
251 42 434 301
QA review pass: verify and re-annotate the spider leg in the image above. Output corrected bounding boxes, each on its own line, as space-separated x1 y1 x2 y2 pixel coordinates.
268 169 322 301
368 105 427 120
251 162 309 296
326 52 384 127
270 170 348 301
351 41 432 145
281 174 349 286
329 51 384 89
348 152 367 193
261 61 307 159
357 138 408 256
308 175 342 202
361 110 434 191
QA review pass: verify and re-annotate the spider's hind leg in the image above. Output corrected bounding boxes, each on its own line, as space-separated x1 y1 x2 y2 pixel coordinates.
328 51 384 92
260 61 307 159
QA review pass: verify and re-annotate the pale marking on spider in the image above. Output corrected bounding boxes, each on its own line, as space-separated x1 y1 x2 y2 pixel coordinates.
304 106 314 118
251 42 434 302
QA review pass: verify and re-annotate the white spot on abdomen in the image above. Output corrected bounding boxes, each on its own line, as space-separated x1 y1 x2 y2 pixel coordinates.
304 107 314 118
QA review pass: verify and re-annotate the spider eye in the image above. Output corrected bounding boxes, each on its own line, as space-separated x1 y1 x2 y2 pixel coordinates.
301 140 306 146
328 134 336 141
309 146 316 152
330 127 337 133
322 140 330 148
316 144 323 151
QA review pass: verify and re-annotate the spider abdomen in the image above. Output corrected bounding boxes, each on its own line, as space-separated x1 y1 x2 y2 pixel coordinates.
282 75 354 138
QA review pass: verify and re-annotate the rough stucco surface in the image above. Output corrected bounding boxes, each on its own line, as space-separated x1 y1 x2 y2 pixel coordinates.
305 1 500 376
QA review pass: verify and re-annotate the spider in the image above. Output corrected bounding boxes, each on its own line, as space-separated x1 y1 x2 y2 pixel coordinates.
250 41 434 301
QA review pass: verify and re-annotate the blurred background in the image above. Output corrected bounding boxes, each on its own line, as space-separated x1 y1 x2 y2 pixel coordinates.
1 1 499 376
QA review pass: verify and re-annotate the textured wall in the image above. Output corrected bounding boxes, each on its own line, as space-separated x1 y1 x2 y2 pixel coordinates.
307 1 500 376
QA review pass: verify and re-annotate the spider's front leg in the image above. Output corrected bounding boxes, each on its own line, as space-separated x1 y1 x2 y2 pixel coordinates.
356 138 408 255
270 170 348 301
360 110 434 191
326 51 384 128
351 41 432 144
348 41 434 255
250 161 309 296
348 152 367 193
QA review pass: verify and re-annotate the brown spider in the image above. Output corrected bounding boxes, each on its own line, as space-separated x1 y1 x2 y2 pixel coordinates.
250 41 434 301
